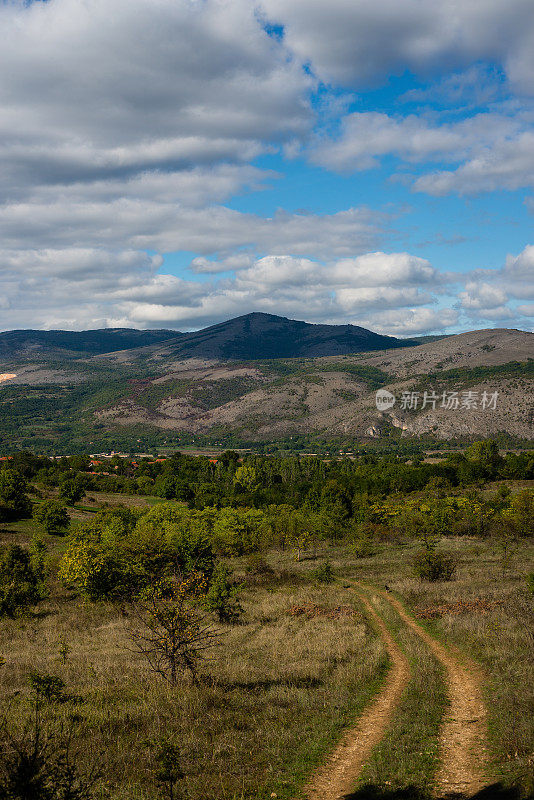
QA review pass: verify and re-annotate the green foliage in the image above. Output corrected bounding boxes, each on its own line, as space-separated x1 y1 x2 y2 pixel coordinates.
28 672 66 703
311 561 335 583
204 563 242 623
212 507 266 556
59 506 214 601
412 549 456 582
526 573 534 594
503 490 534 537
58 475 85 506
233 464 259 493
0 469 32 520
34 500 69 535
350 524 377 558
153 738 184 800
0 544 45 617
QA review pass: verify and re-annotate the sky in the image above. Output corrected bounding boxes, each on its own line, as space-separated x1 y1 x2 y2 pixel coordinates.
0 0 533 336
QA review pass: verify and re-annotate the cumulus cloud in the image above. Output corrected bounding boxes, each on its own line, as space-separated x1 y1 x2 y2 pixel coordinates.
261 0 534 93
0 249 459 335
311 110 534 195
357 308 460 337
0 0 311 196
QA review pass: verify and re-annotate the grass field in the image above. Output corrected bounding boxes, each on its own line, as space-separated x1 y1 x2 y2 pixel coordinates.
1 510 533 799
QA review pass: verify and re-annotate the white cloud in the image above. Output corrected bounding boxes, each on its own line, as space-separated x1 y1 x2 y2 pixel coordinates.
311 109 534 195
0 0 311 197
331 252 444 287
414 131 534 195
261 0 534 94
357 307 460 337
0 249 456 334
458 281 509 311
0 199 382 258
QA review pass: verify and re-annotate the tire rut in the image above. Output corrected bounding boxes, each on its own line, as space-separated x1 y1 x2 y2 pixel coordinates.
372 586 490 798
303 590 410 800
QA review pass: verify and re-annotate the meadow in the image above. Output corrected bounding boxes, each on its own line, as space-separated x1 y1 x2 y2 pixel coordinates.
0 447 533 799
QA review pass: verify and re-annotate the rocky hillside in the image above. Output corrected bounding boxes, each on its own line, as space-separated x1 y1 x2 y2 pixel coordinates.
95 328 533 442
0 321 532 448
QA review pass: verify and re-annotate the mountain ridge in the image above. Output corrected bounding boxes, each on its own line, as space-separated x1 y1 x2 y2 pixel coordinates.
0 313 417 361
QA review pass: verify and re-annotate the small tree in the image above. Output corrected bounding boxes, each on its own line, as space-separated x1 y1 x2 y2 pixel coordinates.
204 563 242 623
0 469 32 520
58 476 85 507
35 500 70 536
413 548 456 581
153 738 184 800
0 544 45 617
311 561 335 583
130 574 219 684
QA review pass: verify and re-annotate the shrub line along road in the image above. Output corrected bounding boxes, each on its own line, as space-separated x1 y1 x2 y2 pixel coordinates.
303 583 490 800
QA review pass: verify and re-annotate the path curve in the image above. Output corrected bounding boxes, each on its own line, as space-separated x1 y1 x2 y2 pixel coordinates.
371 586 490 798
304 590 410 800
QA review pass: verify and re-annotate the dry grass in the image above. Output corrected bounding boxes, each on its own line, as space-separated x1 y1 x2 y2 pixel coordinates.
344 536 534 797
0 576 386 799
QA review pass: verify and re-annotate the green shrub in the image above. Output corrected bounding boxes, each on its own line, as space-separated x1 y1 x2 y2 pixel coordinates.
58 475 85 506
311 561 335 583
0 692 100 799
28 672 66 703
34 500 69 535
0 469 32 520
59 507 214 601
153 737 183 800
412 549 456 582
0 544 45 617
205 563 242 623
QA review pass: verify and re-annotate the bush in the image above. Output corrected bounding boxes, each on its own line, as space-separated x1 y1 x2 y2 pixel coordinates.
0 692 101 799
0 469 32 520
27 672 66 703
0 544 46 617
58 475 85 506
34 500 69 535
153 738 183 800
58 507 214 601
311 561 335 583
412 549 456 582
204 563 242 623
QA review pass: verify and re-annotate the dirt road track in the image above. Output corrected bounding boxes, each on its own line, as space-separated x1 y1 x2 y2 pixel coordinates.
377 588 490 798
303 584 490 799
303 589 410 800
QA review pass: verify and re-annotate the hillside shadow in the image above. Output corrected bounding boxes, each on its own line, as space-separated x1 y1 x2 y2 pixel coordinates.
342 784 532 800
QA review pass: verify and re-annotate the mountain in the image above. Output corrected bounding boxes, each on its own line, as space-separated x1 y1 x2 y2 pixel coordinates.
0 328 182 359
103 313 416 362
0 320 532 450
0 313 415 363
95 328 533 443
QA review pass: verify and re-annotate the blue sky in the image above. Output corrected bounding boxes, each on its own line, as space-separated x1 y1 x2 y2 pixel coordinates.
0 0 533 336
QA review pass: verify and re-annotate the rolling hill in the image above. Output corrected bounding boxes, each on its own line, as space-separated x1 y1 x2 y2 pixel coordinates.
0 317 532 451
0 328 181 359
